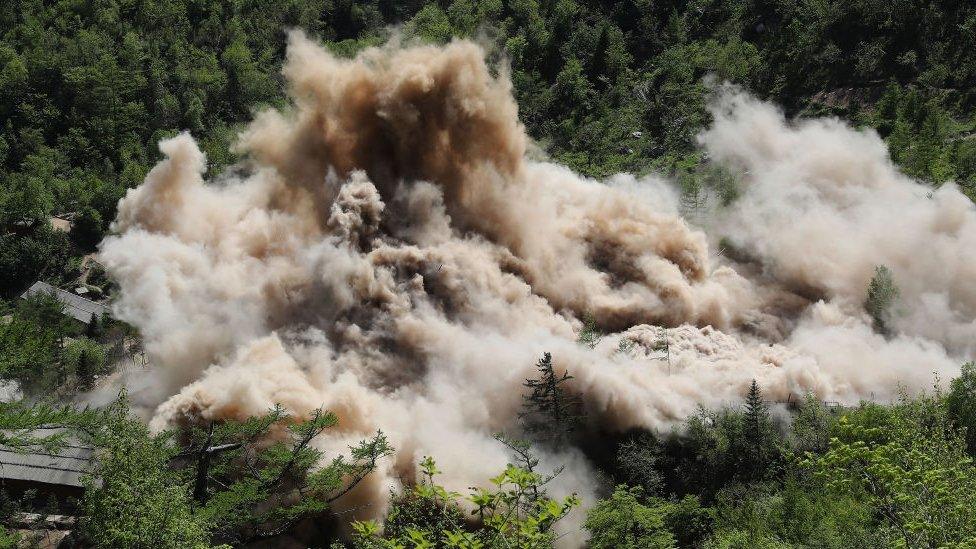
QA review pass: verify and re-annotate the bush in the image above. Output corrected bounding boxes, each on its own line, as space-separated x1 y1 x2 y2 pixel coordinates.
354 456 579 549
585 486 675 549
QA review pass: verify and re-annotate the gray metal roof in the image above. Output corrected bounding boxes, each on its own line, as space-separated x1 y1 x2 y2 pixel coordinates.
0 429 95 488
21 281 108 324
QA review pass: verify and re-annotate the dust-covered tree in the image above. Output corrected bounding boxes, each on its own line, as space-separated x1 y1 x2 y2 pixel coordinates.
577 313 602 348
865 265 899 335
790 392 833 456
519 352 584 448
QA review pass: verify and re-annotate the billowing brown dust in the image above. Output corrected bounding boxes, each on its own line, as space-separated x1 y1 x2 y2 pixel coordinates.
97 32 976 543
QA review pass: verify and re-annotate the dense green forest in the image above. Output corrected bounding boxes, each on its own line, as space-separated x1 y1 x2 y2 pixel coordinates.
2 0 976 547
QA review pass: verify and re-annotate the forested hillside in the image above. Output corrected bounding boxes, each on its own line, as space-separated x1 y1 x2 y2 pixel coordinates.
2 1 976 548
2 0 975 297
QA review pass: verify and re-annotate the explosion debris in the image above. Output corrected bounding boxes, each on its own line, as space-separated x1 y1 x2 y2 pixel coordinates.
98 32 976 537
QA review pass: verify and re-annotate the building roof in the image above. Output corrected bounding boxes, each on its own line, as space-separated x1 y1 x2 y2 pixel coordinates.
0 428 95 488
21 281 108 324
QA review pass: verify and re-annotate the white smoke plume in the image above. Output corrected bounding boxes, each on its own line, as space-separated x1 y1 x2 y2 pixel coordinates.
97 31 975 543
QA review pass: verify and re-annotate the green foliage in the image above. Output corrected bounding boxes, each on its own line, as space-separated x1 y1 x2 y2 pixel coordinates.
86 311 104 340
705 479 880 549
0 291 71 390
3 0 976 545
609 385 976 547
63 336 106 388
0 290 114 394
0 314 60 389
0 0 400 293
70 206 104 251
187 406 392 545
382 484 467 545
947 362 976 456
0 527 17 547
78 395 212 549
0 0 973 298
649 385 783 500
0 399 103 451
865 265 899 334
615 432 664 495
808 391 976 547
666 494 713 548
869 84 974 186
493 434 565 507
72 394 391 547
585 486 675 549
576 314 602 348
743 380 773 479
408 4 454 44
0 225 72 296
353 456 579 549
788 393 832 456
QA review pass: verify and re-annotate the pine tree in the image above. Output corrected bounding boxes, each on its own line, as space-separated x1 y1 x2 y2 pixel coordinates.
75 346 95 387
519 352 583 448
86 312 103 340
742 379 771 479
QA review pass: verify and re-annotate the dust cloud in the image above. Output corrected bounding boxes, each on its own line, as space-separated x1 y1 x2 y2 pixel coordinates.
97 31 974 541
